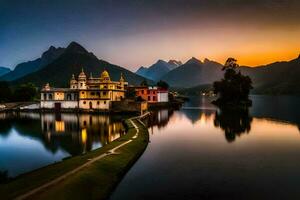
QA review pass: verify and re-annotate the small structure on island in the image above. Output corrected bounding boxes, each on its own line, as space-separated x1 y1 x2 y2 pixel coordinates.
40 69 128 111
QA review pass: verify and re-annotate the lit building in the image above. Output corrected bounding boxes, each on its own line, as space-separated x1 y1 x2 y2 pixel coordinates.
40 69 128 111
135 86 168 103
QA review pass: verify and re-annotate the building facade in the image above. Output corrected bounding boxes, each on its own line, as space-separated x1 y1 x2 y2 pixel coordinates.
41 69 127 111
135 86 168 103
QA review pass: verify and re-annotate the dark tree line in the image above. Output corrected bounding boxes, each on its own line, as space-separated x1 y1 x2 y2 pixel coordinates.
0 82 38 103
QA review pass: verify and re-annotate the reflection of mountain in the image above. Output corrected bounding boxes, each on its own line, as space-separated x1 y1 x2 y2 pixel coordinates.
181 108 216 124
250 95 300 130
147 109 174 129
180 96 217 124
214 108 253 142
0 112 125 156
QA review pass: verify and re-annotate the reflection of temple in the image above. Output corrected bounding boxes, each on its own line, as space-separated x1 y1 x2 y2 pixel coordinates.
214 108 253 142
41 113 125 154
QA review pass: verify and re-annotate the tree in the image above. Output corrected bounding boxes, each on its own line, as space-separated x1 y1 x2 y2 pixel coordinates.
214 108 252 142
156 80 169 89
213 58 253 106
0 81 12 102
13 83 37 102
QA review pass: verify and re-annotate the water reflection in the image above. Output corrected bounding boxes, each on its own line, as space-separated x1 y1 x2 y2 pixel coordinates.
111 96 300 200
147 109 174 130
214 108 253 142
0 112 125 177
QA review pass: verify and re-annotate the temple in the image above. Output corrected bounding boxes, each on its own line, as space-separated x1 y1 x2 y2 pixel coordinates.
40 69 128 111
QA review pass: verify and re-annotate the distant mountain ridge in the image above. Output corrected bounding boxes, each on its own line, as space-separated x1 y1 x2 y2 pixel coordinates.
136 59 181 81
240 56 300 94
162 57 223 88
0 66 11 77
163 55 300 95
12 42 150 87
0 46 65 81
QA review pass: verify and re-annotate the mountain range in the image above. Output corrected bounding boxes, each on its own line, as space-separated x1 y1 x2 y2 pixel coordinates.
2 42 150 87
1 46 65 81
161 57 223 88
1 40 299 95
159 55 300 95
0 67 11 77
136 59 182 81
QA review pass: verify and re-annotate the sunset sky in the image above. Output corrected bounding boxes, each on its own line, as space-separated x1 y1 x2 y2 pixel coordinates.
1 0 300 71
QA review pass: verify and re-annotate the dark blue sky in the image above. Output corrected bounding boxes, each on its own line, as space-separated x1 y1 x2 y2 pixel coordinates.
1 0 300 71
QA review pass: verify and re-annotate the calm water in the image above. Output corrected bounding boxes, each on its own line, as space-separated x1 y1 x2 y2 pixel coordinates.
0 113 125 177
111 95 300 200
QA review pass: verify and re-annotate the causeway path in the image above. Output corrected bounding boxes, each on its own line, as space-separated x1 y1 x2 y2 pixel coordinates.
14 113 149 200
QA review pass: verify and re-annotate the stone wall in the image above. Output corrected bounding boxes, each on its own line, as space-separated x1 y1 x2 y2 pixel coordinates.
111 100 148 114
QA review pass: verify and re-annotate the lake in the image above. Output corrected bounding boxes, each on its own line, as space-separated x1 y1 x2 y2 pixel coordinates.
110 95 300 200
0 113 126 177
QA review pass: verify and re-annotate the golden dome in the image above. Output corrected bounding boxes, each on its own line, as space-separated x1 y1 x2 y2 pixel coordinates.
101 70 110 81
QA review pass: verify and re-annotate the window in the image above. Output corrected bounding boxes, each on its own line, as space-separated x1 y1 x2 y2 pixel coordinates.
91 92 95 95
148 96 150 101
83 101 86 104
142 90 144 94
103 91 107 95
81 92 84 94
97 101 100 105
80 83 83 87
49 94 53 100
96 92 100 96
104 101 106 104
43 93 47 100
67 94 71 100
153 96 156 101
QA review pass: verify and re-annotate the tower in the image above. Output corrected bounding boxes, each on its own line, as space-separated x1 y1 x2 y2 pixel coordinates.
78 68 87 89
119 72 125 89
70 74 78 89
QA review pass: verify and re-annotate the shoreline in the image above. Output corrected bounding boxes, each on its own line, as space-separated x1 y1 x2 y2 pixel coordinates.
0 113 150 200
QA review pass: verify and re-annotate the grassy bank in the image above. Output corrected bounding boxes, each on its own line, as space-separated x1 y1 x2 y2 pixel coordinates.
0 117 149 200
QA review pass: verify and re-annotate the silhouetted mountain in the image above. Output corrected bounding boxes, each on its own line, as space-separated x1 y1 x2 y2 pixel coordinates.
162 58 223 88
12 42 149 87
167 60 182 70
0 67 11 77
136 59 181 81
0 46 65 81
168 56 300 95
136 66 148 77
240 56 300 94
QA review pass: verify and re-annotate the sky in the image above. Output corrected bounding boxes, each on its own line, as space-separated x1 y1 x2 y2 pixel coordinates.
1 0 300 71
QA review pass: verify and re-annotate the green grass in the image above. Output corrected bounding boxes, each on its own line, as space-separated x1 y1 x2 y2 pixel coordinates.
0 118 149 200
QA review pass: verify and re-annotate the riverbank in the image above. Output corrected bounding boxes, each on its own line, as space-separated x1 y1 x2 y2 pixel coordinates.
0 114 150 200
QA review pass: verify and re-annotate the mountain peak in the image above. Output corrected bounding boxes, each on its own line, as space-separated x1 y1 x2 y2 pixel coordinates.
168 60 182 66
186 57 202 65
66 41 88 54
204 58 210 63
156 59 167 64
